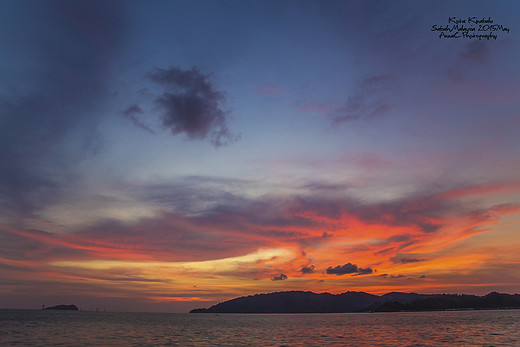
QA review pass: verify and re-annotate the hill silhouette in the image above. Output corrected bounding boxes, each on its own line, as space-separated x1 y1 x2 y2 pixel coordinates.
190 291 520 313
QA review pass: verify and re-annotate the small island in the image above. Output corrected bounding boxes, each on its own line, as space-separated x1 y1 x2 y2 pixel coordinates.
190 291 520 314
43 304 79 311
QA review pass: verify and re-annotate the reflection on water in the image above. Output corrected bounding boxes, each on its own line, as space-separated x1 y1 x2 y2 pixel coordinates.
1 309 519 346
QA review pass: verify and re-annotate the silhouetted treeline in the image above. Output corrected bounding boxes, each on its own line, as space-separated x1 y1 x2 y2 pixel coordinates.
369 292 520 312
190 291 520 313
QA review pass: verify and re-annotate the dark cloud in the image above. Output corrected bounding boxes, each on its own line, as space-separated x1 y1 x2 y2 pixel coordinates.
380 274 405 279
328 75 394 124
355 267 374 275
387 234 411 243
418 222 441 234
327 263 358 275
391 256 425 264
271 273 288 281
301 265 315 274
300 181 350 193
326 262 373 276
146 66 239 147
122 104 156 134
124 104 144 115
0 1 125 217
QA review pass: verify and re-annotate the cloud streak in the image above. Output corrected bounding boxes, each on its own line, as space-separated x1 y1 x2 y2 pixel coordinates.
122 104 156 134
328 75 394 124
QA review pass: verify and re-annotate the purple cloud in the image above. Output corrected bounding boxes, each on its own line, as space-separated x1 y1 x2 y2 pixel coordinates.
326 262 374 276
271 273 288 281
147 66 240 147
122 104 156 134
301 265 315 274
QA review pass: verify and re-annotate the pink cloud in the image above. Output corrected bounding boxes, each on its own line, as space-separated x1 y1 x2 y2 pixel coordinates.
440 180 520 199
255 84 281 96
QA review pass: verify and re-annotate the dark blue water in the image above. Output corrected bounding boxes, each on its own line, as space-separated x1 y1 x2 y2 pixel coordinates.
1 309 519 346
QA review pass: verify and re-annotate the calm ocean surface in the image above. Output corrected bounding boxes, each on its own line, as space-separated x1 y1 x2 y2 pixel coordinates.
1 309 519 346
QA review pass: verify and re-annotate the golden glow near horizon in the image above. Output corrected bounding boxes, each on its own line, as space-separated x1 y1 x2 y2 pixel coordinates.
50 248 293 273
36 189 519 304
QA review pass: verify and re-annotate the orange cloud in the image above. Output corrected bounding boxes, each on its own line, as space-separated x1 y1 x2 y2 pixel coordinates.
440 180 520 199
1 176 519 311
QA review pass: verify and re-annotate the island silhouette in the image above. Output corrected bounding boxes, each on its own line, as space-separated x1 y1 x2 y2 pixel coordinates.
190 291 520 313
42 304 79 311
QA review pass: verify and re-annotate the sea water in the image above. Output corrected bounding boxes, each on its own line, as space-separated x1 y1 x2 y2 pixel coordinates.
1 309 519 346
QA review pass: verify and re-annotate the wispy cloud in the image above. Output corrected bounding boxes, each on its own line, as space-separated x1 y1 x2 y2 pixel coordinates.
328 74 394 124
255 84 281 96
122 104 156 134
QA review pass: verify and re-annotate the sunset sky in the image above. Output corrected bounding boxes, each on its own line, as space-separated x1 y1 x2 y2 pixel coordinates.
1 0 519 313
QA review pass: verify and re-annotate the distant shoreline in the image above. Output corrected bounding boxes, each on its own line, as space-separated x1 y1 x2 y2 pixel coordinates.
190 290 520 314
